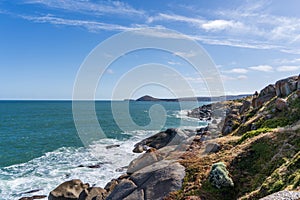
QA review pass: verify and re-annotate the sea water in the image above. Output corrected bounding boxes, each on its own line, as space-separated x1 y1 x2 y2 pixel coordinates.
0 100 206 199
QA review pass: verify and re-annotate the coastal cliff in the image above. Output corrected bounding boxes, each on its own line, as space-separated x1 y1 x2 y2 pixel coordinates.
22 75 300 200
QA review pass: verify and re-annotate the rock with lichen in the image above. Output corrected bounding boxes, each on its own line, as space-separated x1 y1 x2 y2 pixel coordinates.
208 162 234 189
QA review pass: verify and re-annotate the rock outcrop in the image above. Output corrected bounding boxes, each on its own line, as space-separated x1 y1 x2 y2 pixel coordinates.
275 76 298 97
252 84 276 109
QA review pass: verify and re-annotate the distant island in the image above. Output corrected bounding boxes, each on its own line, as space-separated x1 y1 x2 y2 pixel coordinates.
134 94 251 102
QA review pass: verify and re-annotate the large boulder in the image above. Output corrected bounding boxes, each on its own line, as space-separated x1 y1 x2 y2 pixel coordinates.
275 76 298 97
239 100 251 114
132 128 189 153
48 179 89 200
107 160 185 200
127 150 162 174
204 142 221 153
275 98 288 111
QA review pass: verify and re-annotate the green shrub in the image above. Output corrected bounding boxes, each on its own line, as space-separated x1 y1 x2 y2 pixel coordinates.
262 118 290 128
238 128 273 144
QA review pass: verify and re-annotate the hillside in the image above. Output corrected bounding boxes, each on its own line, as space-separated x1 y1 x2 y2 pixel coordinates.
167 75 300 199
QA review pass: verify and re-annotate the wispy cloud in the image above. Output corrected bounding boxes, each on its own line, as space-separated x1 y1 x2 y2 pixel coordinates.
249 65 274 72
147 13 205 25
147 2 300 54
4 0 300 54
276 65 300 72
25 0 145 16
20 14 140 32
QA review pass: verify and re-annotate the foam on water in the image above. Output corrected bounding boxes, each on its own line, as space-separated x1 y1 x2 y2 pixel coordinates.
0 130 156 200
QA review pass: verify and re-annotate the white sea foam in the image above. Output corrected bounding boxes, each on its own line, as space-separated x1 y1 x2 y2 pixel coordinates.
0 130 156 200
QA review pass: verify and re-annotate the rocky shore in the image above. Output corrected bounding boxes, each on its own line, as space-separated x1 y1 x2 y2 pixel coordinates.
21 75 300 200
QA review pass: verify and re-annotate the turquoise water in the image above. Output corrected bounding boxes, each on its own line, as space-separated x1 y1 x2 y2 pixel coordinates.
0 100 205 199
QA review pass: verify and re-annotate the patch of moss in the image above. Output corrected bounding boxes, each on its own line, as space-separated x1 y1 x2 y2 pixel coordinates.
262 117 290 128
238 128 273 144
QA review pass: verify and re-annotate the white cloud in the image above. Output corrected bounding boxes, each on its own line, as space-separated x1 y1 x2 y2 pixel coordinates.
225 68 249 74
275 58 300 65
202 20 243 31
276 65 300 72
249 65 274 72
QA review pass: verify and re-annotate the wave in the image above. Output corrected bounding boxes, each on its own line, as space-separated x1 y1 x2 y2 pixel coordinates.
0 130 156 199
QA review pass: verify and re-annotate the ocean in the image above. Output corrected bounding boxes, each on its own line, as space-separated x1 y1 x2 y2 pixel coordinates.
0 100 206 199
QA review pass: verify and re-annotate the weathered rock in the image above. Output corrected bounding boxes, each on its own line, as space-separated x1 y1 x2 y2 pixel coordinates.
104 179 118 194
259 84 276 97
275 76 298 97
106 179 137 200
252 84 277 109
127 150 161 174
78 187 107 200
297 90 300 98
132 145 144 153
275 98 288 111
298 74 300 90
222 125 232 135
209 162 234 189
204 142 221 153
239 100 251 114
19 195 47 200
48 179 89 200
132 128 188 153
108 160 185 200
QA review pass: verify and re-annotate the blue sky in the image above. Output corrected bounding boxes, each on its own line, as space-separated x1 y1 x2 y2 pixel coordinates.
1 0 300 99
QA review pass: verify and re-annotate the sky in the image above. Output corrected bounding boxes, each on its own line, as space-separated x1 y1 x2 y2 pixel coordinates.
1 0 300 100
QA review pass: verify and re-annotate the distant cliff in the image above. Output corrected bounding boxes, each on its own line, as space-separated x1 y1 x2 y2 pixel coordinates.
135 94 250 102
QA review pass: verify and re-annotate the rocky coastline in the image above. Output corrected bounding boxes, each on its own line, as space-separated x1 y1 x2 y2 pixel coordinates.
21 75 300 200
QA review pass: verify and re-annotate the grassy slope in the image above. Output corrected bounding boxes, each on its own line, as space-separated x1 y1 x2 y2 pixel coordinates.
166 92 300 200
